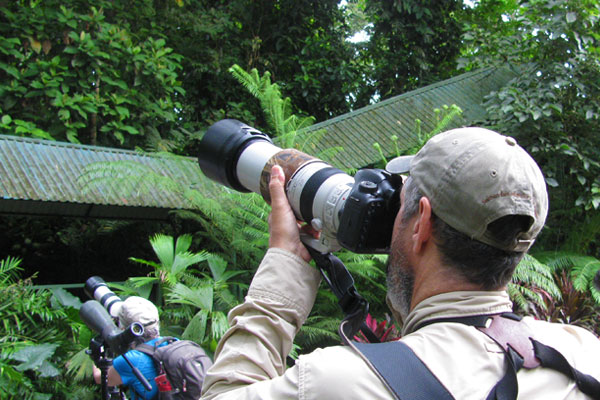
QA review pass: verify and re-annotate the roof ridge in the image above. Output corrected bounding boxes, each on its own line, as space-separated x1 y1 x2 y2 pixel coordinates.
306 67 499 130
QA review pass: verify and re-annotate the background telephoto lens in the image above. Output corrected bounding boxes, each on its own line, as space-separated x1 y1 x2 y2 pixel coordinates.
84 276 123 318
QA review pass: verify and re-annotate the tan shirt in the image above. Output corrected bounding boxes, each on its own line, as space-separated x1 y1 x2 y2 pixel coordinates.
201 248 600 399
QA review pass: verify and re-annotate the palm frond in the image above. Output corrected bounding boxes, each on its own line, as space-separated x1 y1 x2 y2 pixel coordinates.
0 256 23 285
182 308 209 343
149 234 175 268
65 348 94 382
296 316 341 351
165 282 213 311
209 311 230 343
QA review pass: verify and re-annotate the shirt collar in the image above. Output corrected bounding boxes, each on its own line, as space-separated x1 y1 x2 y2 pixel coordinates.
401 290 513 336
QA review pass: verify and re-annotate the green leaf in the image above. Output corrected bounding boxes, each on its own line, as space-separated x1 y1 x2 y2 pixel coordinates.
113 130 125 144
546 177 559 187
1 115 12 124
37 360 60 378
182 309 209 342
207 255 228 281
51 288 82 309
121 125 139 134
58 109 70 120
10 343 58 372
115 106 130 119
174 234 192 254
66 129 79 143
63 46 78 54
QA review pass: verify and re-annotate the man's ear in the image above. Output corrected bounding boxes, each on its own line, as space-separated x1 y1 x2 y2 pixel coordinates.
412 196 433 254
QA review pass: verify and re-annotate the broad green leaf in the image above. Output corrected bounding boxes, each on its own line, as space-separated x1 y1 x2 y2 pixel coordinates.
10 343 58 371
51 288 82 309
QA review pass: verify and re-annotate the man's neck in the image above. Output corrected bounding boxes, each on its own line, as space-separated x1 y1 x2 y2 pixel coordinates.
410 253 484 312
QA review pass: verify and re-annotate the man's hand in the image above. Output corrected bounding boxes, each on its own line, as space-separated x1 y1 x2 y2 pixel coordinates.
268 165 313 262
93 364 123 386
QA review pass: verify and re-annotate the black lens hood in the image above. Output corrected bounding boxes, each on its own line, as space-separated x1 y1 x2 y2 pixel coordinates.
198 119 273 192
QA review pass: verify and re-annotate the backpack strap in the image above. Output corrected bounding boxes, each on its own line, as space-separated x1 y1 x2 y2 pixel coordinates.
424 313 600 400
351 340 454 400
135 337 178 373
532 339 600 398
350 313 600 400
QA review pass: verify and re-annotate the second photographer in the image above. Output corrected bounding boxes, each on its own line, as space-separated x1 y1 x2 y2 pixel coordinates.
92 296 163 400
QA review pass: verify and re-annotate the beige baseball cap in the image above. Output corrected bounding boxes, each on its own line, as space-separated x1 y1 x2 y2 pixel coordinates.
117 296 159 329
386 127 548 252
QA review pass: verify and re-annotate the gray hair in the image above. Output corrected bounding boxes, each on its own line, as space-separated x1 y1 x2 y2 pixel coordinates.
401 177 526 289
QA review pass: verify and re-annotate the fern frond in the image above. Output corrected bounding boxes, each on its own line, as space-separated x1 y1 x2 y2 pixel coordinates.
512 254 560 298
296 316 341 350
229 64 264 99
532 251 600 303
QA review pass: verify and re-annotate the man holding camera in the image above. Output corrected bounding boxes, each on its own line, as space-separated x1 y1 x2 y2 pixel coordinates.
93 296 163 399
201 128 600 399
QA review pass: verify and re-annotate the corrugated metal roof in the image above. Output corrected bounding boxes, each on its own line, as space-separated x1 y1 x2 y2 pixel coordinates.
0 66 518 219
0 135 208 219
302 66 518 169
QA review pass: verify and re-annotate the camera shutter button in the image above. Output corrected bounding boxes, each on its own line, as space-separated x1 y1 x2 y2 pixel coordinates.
358 181 377 194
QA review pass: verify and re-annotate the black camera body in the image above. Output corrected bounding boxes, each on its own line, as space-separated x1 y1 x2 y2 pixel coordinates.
337 169 401 253
198 119 402 254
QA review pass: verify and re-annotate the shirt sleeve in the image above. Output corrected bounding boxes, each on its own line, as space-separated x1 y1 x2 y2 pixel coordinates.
201 248 322 399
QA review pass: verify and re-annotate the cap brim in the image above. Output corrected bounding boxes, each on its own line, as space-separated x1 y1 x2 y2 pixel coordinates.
386 155 414 174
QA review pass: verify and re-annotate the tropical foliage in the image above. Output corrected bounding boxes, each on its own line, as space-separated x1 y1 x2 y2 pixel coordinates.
0 256 94 399
459 0 600 250
0 1 185 147
125 233 245 352
2 1 600 397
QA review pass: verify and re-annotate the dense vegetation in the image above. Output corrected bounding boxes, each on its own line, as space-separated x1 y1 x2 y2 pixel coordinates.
1 0 600 397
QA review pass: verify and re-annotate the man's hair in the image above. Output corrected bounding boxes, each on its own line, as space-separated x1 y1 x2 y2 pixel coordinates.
402 177 527 289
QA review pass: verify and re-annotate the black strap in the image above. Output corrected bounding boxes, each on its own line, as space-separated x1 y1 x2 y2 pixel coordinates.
353 341 454 400
353 313 600 400
307 247 379 342
484 347 523 400
425 313 600 400
532 339 600 399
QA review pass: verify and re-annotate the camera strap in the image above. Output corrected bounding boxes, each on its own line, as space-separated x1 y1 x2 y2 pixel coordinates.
307 247 380 343
347 313 600 400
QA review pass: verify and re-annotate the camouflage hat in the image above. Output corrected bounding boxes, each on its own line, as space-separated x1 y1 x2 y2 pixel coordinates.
386 127 548 252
